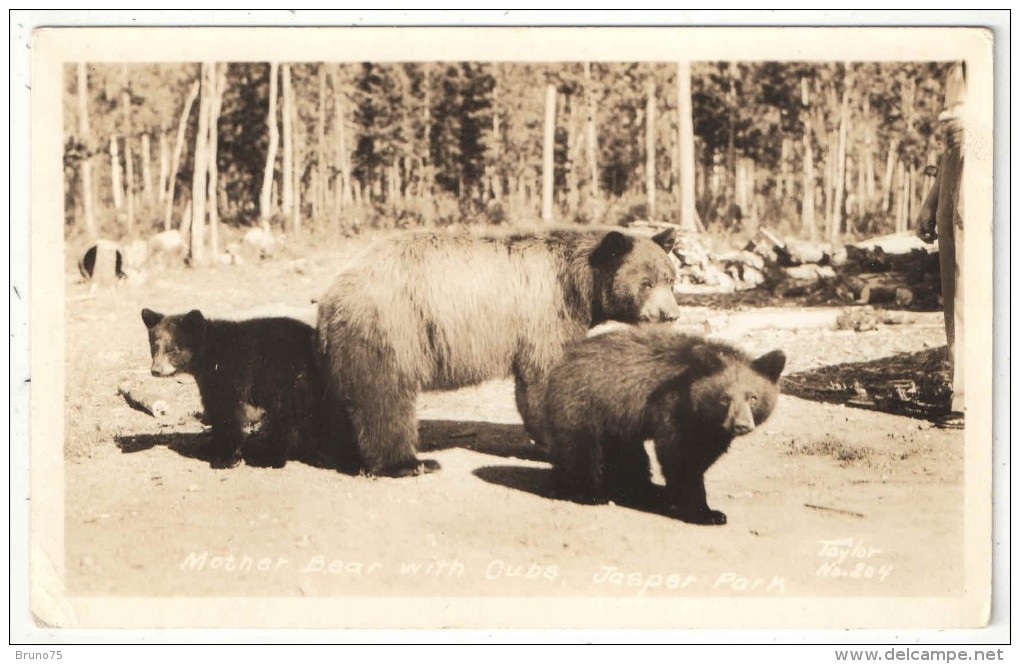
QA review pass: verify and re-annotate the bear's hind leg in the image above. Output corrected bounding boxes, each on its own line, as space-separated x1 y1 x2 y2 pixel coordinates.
335 336 440 477
514 366 551 452
552 432 607 504
345 377 439 478
324 406 364 474
603 438 656 507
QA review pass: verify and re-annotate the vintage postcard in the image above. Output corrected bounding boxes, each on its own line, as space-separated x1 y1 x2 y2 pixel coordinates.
24 24 995 635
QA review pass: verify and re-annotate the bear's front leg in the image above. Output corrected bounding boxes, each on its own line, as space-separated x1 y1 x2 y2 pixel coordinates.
669 471 726 526
207 405 246 469
655 438 726 526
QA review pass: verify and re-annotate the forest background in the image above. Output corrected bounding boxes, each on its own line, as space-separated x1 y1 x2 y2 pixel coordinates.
62 60 953 262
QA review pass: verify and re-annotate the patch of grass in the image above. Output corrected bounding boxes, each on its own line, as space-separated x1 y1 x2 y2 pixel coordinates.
786 436 876 465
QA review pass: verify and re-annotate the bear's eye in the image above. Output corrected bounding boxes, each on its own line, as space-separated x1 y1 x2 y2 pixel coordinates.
641 279 653 290
719 395 732 407
747 394 758 405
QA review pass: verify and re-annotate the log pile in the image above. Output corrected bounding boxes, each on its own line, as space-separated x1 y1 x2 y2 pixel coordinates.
750 226 938 305
630 221 941 309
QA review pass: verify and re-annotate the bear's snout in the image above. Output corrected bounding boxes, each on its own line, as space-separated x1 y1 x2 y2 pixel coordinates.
730 401 756 436
150 362 177 377
731 422 753 436
640 286 681 322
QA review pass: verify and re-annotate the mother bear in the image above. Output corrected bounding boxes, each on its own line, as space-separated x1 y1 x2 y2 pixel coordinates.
316 226 679 477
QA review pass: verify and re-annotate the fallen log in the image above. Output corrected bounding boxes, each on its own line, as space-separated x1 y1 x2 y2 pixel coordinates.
117 381 170 418
852 230 936 255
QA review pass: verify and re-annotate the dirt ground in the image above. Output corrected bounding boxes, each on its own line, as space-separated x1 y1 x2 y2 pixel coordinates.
61 237 964 605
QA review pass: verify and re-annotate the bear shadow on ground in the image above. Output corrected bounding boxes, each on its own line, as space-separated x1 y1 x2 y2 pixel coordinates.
782 346 952 420
114 418 541 471
472 465 679 521
114 431 340 470
418 419 547 462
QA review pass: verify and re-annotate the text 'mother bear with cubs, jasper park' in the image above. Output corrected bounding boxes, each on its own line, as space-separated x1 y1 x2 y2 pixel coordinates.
316 227 680 478
539 325 786 525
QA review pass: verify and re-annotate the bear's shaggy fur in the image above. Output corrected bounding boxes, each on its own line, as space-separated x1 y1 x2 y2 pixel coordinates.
540 325 786 525
142 309 327 469
316 227 679 477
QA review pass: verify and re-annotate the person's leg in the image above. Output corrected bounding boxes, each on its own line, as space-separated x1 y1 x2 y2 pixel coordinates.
936 146 964 423
950 175 964 414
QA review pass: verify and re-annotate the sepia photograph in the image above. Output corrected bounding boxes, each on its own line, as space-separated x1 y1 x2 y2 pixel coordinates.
19 18 1000 639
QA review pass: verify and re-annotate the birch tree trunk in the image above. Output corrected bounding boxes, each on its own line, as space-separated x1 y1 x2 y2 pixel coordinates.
906 164 915 231
856 150 867 228
735 158 748 216
830 65 851 246
121 70 135 234
880 138 900 213
743 158 758 233
331 64 352 215
823 130 835 240
281 64 294 217
140 133 153 205
110 136 123 210
207 63 226 257
164 81 200 231
336 77 348 215
158 130 169 204
316 64 327 224
893 160 905 232
800 78 818 241
123 133 135 233
259 62 280 231
726 63 737 197
676 61 697 232
645 80 656 219
802 130 817 241
291 77 302 234
189 62 212 265
541 83 556 223
76 62 96 240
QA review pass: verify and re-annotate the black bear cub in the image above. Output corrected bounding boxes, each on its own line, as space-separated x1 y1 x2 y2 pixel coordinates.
141 308 327 470
541 325 786 525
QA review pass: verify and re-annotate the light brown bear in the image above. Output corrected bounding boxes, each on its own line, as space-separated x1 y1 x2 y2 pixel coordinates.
316 227 680 477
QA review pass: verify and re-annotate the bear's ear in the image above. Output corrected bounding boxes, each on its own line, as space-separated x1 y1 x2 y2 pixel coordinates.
689 344 724 374
141 308 163 329
589 230 632 267
651 227 677 254
752 350 787 383
181 309 207 335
